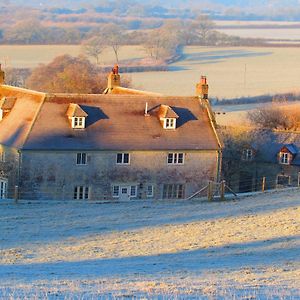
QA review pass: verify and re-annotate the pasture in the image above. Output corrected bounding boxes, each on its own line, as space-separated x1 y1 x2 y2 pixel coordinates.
1 45 300 99
0 45 146 68
129 46 300 99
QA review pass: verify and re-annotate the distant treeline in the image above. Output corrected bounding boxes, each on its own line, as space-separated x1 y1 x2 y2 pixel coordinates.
212 93 300 106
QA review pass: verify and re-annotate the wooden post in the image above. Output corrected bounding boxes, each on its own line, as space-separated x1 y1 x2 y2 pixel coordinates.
207 181 213 201
14 185 19 203
262 177 266 192
220 180 225 201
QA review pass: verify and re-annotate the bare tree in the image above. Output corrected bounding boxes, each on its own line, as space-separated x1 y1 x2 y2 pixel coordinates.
195 15 215 44
82 36 106 64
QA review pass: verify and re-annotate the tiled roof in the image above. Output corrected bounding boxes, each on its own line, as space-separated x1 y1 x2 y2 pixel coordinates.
66 103 88 117
22 94 221 151
0 85 45 148
157 105 179 119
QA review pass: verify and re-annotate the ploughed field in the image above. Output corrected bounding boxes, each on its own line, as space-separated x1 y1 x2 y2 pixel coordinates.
0 190 299 298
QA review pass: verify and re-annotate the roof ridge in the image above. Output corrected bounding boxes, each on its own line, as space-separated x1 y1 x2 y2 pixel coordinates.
1 85 46 97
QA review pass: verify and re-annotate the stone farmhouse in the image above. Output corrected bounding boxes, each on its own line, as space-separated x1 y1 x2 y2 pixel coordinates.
0 65 222 201
223 129 300 193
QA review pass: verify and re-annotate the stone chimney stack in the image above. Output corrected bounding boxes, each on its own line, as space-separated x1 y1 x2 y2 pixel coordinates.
0 64 5 85
107 64 120 89
196 76 209 99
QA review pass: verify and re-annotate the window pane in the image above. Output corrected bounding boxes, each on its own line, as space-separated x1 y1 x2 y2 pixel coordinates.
147 185 153 197
73 186 78 199
116 153 122 163
82 153 87 164
178 153 184 164
84 187 89 199
77 153 81 164
124 153 129 164
79 186 83 199
168 153 173 164
130 185 136 196
113 186 119 197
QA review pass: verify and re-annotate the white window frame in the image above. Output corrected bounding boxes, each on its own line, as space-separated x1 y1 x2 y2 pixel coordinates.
164 118 176 129
112 185 120 198
76 153 87 165
73 186 90 200
130 185 137 197
116 153 130 165
279 152 289 164
162 184 185 199
72 117 85 129
146 185 154 198
167 153 185 165
242 149 253 161
0 179 7 199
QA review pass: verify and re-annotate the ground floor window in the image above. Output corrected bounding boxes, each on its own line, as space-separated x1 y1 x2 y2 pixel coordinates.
0 180 7 199
147 185 154 198
277 175 290 186
74 186 89 200
162 184 185 199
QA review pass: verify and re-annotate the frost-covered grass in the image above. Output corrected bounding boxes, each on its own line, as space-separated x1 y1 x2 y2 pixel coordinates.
0 190 299 299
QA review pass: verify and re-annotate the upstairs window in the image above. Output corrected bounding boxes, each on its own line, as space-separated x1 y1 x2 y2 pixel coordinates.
242 149 253 161
116 153 130 164
72 117 85 129
76 153 87 165
164 118 176 129
279 152 289 164
167 153 184 165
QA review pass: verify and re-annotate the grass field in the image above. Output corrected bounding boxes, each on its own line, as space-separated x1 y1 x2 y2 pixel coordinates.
0 190 299 298
129 46 300 99
0 45 146 68
1 45 300 100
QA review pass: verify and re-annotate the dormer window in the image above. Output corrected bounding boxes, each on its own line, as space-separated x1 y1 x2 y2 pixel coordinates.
72 117 85 129
157 105 179 130
164 118 176 129
278 144 297 165
66 103 88 129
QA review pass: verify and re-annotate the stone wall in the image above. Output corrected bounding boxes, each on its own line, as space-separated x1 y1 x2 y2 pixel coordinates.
19 150 219 200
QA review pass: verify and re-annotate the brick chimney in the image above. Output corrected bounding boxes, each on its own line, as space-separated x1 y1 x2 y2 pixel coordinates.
196 76 209 99
107 64 120 89
0 64 5 85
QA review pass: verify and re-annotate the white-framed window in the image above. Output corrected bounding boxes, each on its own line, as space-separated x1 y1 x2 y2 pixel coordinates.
279 152 289 164
116 153 130 164
0 179 7 199
112 185 120 198
73 186 89 200
0 150 5 162
242 149 253 161
76 153 87 165
130 185 137 197
162 184 185 199
167 153 185 165
277 175 290 186
72 117 85 129
164 118 176 129
147 185 154 198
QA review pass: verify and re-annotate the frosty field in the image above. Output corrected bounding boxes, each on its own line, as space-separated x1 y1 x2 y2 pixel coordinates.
0 190 299 298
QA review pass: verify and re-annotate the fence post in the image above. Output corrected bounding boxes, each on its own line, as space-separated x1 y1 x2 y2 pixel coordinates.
207 181 213 201
14 185 19 203
262 177 266 192
298 172 300 187
220 180 225 201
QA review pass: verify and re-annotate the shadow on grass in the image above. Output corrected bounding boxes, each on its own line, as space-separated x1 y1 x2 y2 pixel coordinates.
0 235 298 281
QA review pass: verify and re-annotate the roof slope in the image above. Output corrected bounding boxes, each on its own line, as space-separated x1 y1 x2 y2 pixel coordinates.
23 94 220 151
0 85 45 148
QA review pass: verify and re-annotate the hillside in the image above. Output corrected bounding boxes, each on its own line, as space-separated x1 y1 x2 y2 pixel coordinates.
0 190 299 298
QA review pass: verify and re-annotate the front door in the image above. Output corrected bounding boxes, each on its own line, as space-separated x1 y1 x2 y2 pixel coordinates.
0 180 7 199
119 186 130 201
